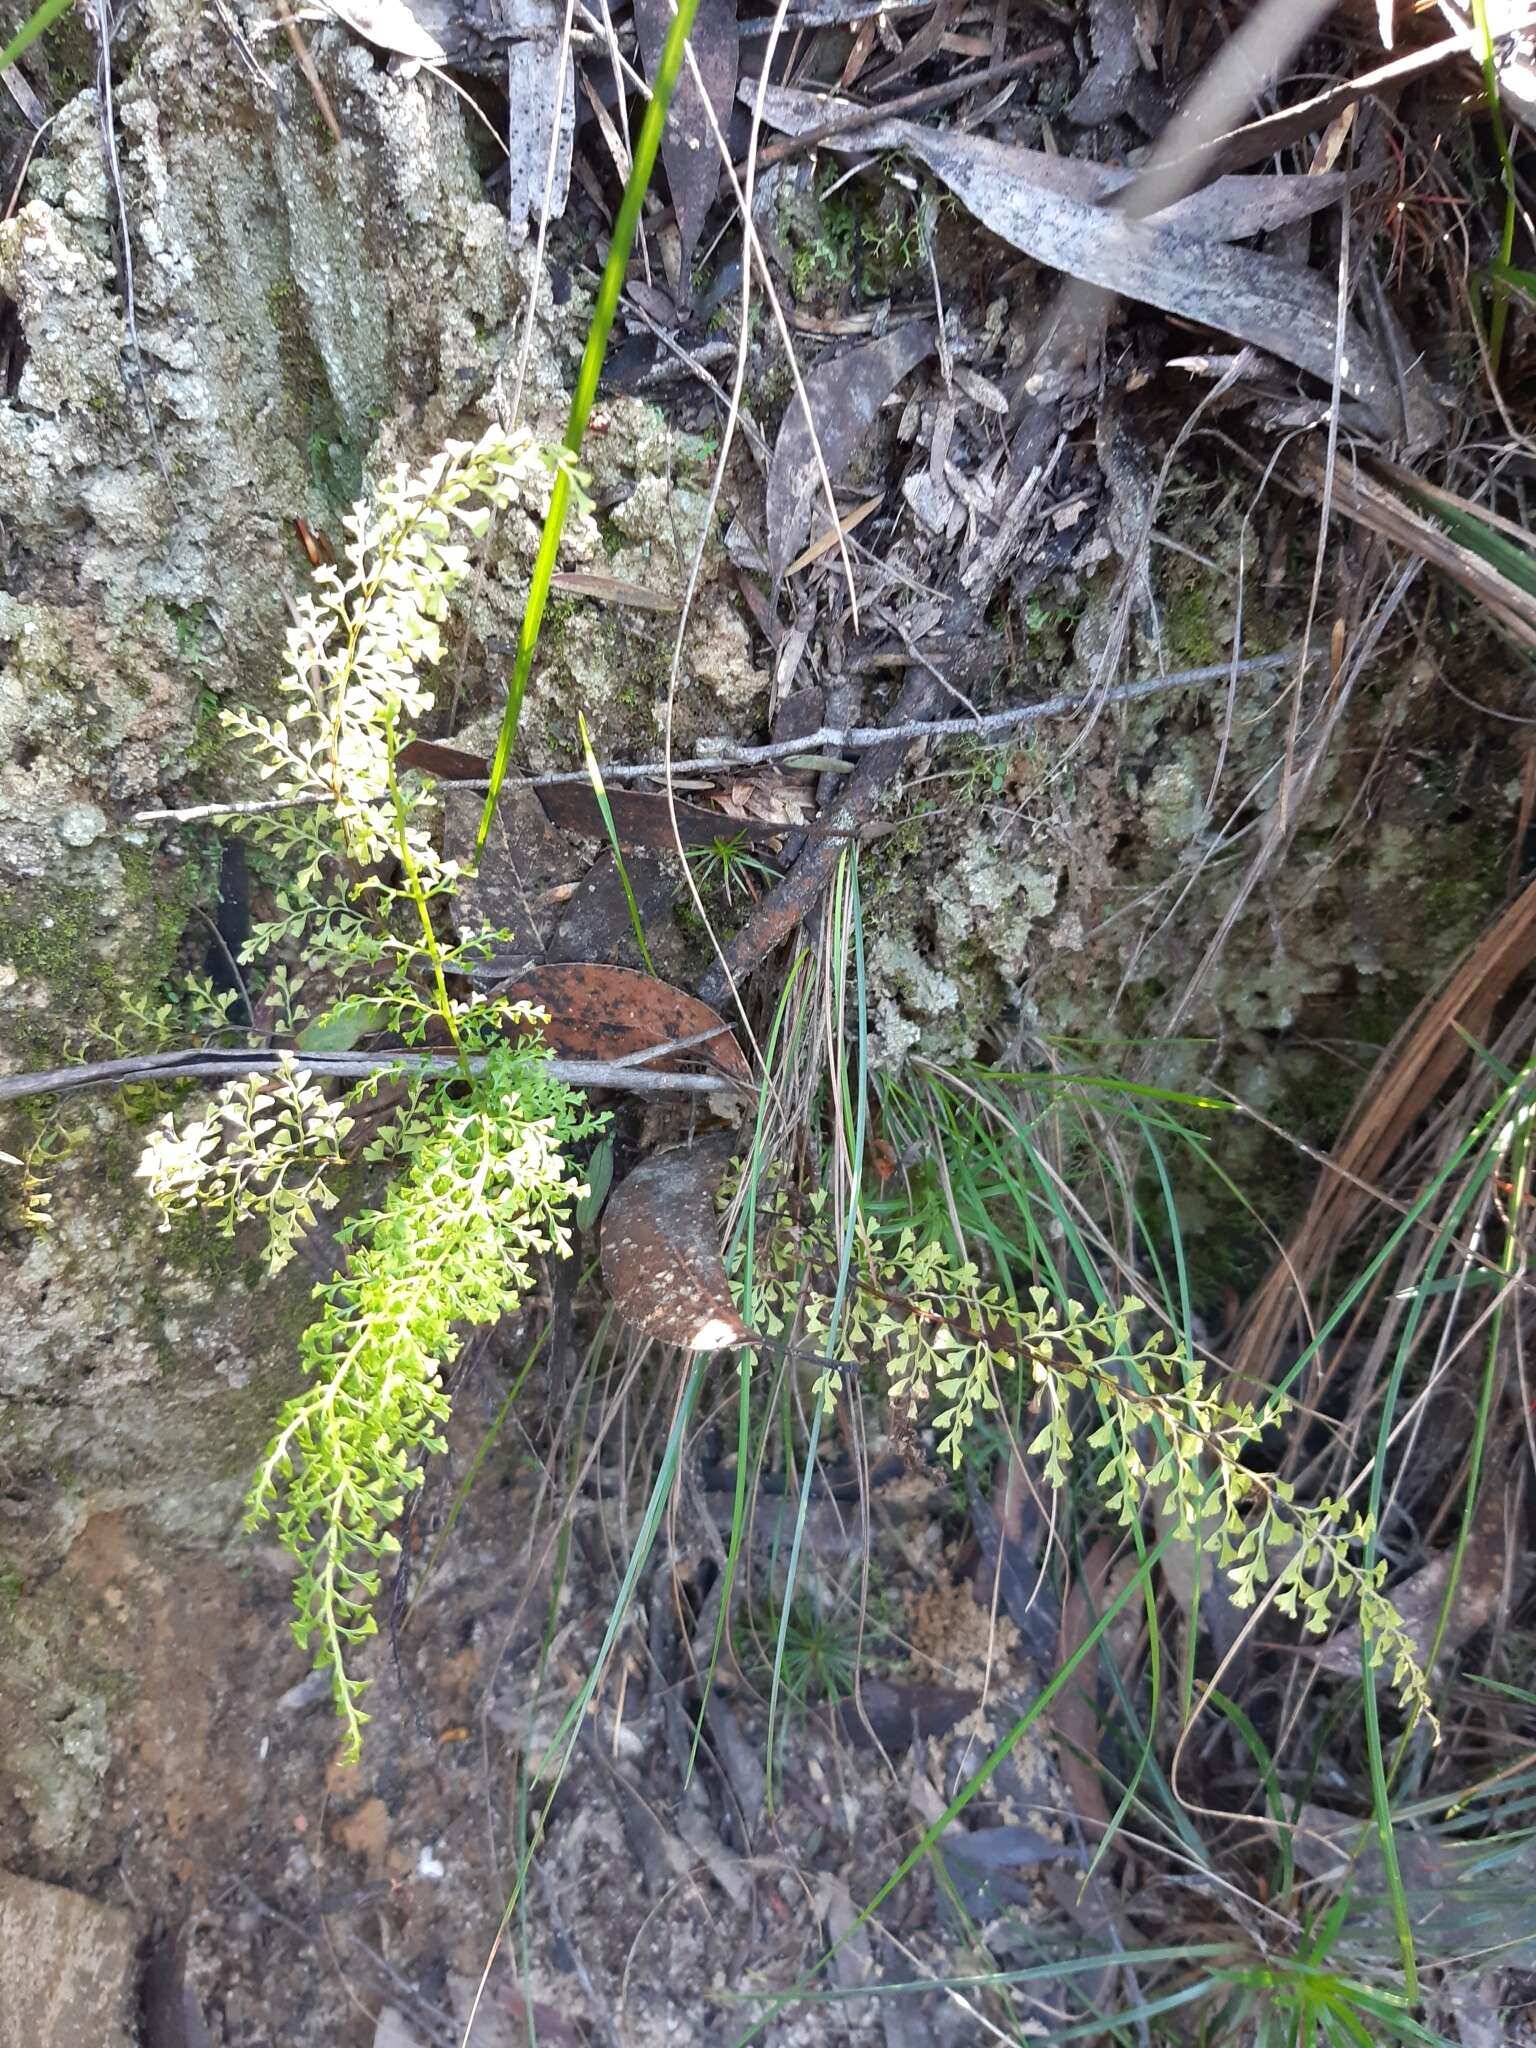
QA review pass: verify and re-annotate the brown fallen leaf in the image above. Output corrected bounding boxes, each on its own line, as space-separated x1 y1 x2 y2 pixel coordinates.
494 961 752 1087
751 84 1356 242
909 127 1427 438
546 850 679 971
397 737 487 780
1050 1536 1115 1840
444 785 570 967
634 0 738 289
766 322 936 586
548 569 678 611
750 84 1436 442
837 1679 976 1751
601 1134 750 1349
1066 0 1165 131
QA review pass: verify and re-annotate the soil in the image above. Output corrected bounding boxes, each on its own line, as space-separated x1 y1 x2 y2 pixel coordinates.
4 1338 1077 2046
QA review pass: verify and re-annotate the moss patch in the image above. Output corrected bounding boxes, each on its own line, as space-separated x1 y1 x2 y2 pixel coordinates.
267 272 365 507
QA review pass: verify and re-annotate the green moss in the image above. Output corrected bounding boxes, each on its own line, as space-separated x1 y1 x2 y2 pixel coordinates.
265 271 367 505
781 166 923 304
0 841 211 1073
166 601 212 664
308 426 364 506
186 688 226 774
120 840 207 958
1419 830 1502 935
0 880 103 993
1164 577 1220 668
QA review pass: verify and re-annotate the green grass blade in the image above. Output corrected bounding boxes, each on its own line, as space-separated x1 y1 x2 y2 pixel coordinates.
576 711 656 973
765 853 868 1806
1206 1687 1294 1899
475 0 703 852
1472 0 1519 374
1402 485 1536 605
0 0 74 71
731 1943 1237 2008
687 956 813 1782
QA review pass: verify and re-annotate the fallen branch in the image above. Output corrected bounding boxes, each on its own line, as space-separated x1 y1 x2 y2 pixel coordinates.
697 668 939 1013
0 1045 748 1107
694 648 1309 1011
134 652 1302 825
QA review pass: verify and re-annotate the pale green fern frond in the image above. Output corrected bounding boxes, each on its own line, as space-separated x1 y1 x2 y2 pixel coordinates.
122 428 606 1761
137 1056 354 1274
245 1037 602 1758
743 1191 1438 1735
224 426 576 903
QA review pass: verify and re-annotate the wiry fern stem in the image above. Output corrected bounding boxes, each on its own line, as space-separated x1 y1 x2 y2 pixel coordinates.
383 709 464 1068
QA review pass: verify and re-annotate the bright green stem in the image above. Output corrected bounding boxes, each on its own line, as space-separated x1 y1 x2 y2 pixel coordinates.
385 717 466 1073
0 0 74 72
578 711 657 973
475 0 704 854
1472 0 1518 378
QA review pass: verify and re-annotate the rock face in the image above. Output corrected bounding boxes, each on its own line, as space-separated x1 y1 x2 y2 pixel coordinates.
0 0 583 1871
0 1868 137 2048
0 1 563 1482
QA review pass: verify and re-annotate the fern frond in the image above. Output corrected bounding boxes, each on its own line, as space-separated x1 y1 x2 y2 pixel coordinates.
244 1040 601 1758
224 427 572 932
743 1192 1439 1736
137 1056 354 1273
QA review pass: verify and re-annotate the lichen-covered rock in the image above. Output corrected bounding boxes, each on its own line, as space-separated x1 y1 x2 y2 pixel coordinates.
0 0 581 1861
0 0 765 1880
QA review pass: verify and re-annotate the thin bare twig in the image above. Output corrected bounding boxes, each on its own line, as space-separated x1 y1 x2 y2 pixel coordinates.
134 652 1304 824
710 43 1064 192
0 1045 749 1106
272 0 342 143
87 0 177 507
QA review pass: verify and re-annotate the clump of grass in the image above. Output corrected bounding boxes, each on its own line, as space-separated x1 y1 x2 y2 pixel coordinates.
687 831 779 909
748 1592 859 1709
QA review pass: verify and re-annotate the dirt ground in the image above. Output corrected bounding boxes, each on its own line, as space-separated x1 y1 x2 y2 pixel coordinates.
6 1321 1088 2047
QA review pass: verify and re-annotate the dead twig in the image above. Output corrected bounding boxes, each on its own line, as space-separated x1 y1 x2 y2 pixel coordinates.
0 1044 750 1106
85 0 177 508
134 651 1306 824
272 0 342 143
729 43 1061 183
1162 27 1488 185
693 652 1319 1010
696 666 941 1012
